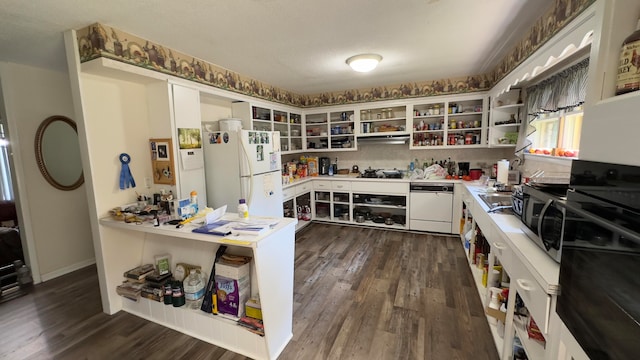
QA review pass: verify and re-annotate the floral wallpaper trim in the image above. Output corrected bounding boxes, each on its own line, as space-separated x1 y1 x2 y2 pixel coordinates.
490 0 595 84
76 0 593 108
76 24 302 106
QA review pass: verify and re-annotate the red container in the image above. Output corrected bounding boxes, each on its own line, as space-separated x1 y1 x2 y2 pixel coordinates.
469 168 483 180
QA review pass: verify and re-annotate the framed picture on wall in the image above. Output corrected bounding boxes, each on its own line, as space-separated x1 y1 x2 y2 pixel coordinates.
149 138 175 185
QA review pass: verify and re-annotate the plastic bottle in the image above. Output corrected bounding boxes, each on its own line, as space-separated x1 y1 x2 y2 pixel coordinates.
184 269 206 309
15 260 33 288
190 190 198 214
238 198 249 219
487 287 502 325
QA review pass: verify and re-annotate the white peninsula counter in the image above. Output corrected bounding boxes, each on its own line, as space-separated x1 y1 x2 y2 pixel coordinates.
98 214 297 360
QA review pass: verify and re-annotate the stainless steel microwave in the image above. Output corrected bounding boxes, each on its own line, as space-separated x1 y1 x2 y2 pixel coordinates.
519 184 568 263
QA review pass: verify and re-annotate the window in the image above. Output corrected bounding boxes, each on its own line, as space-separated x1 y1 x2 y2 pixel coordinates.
518 58 589 158
528 107 582 156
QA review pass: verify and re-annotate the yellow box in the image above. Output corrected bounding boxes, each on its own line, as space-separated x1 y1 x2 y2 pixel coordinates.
245 297 262 320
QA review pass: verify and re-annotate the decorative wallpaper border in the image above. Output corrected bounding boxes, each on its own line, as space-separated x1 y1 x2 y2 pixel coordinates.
75 0 593 108
489 0 595 84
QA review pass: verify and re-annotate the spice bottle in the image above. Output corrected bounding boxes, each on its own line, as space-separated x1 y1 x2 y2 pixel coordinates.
616 17 640 95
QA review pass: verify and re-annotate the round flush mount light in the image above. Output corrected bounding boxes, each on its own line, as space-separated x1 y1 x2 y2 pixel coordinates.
346 54 382 72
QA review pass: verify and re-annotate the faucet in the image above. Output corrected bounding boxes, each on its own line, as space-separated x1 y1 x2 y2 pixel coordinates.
488 205 512 214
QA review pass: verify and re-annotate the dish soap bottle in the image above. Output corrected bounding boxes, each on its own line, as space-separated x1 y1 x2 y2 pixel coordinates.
616 17 640 95
238 198 249 219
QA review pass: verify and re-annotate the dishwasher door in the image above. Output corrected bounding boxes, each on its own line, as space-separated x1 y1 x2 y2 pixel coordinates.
409 184 453 233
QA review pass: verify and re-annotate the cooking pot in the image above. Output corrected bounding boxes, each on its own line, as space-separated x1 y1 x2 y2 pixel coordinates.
384 217 394 225
372 216 385 223
470 169 483 180
340 213 349 221
355 215 365 223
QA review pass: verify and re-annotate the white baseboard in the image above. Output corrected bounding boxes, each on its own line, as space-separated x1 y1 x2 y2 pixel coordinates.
40 258 96 282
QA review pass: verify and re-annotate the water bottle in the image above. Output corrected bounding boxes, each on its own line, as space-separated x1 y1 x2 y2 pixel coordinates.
238 198 249 219
14 260 33 288
184 269 205 309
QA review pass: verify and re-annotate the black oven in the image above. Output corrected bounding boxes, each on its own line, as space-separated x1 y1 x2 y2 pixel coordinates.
556 160 640 359
520 184 568 263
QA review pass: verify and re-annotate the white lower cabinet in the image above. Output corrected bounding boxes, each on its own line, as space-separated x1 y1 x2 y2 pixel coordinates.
460 183 561 360
283 182 312 231
308 179 409 229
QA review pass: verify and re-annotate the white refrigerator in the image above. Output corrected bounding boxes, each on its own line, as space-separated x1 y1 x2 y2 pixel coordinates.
203 129 283 217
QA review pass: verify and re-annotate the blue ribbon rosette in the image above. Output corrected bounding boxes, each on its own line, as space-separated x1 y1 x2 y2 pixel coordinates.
119 153 136 189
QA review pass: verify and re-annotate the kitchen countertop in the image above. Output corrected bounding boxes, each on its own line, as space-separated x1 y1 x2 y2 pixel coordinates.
283 175 461 189
464 183 560 294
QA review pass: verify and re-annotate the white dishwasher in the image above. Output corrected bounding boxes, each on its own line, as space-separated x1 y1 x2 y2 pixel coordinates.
409 183 454 233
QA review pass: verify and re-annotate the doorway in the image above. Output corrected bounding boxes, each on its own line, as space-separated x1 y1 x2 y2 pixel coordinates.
0 88 25 295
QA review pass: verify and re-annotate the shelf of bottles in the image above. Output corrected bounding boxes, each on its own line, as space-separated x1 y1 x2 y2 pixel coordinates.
412 102 446 147
411 99 485 148
328 111 355 150
359 105 407 136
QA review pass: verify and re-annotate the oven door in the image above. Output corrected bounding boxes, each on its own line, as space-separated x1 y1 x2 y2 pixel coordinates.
557 194 640 359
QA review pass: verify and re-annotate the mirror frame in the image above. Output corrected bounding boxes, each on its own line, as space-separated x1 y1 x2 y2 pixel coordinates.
34 115 84 191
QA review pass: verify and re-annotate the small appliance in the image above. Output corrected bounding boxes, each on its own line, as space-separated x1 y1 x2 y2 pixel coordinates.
319 157 331 175
458 162 470 176
519 183 568 262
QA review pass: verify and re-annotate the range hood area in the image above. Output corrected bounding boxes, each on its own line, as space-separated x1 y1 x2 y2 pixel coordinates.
356 134 410 145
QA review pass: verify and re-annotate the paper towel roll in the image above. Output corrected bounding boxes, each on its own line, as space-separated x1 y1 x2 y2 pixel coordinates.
497 159 509 185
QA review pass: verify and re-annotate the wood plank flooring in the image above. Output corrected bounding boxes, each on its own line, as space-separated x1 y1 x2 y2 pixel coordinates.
0 223 498 359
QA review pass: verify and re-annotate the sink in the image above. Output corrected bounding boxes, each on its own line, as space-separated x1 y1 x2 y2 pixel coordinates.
478 193 513 214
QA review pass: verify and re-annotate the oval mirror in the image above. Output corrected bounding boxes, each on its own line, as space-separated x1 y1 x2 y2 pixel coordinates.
34 115 84 191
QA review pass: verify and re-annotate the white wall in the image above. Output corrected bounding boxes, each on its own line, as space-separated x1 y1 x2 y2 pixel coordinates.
0 62 94 282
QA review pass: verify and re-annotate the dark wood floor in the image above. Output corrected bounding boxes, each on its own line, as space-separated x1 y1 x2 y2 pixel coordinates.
0 223 498 359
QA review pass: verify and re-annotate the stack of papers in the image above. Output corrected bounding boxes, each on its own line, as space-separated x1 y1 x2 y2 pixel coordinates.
193 219 278 237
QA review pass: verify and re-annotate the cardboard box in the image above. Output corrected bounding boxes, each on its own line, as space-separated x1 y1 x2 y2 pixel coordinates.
245 297 262 320
485 306 507 323
215 258 251 283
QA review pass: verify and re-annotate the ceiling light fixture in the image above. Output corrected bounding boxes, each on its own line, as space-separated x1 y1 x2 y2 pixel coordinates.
346 54 382 73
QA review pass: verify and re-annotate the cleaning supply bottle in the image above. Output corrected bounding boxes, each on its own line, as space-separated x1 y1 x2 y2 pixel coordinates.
184 269 206 310
238 198 249 219
487 287 502 325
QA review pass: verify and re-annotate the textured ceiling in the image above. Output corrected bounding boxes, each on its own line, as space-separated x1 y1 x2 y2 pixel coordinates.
0 0 553 94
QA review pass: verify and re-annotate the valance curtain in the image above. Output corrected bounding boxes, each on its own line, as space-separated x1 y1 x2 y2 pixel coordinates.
515 58 590 155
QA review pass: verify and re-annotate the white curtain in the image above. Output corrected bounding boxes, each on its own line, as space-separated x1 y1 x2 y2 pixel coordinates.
515 58 590 155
